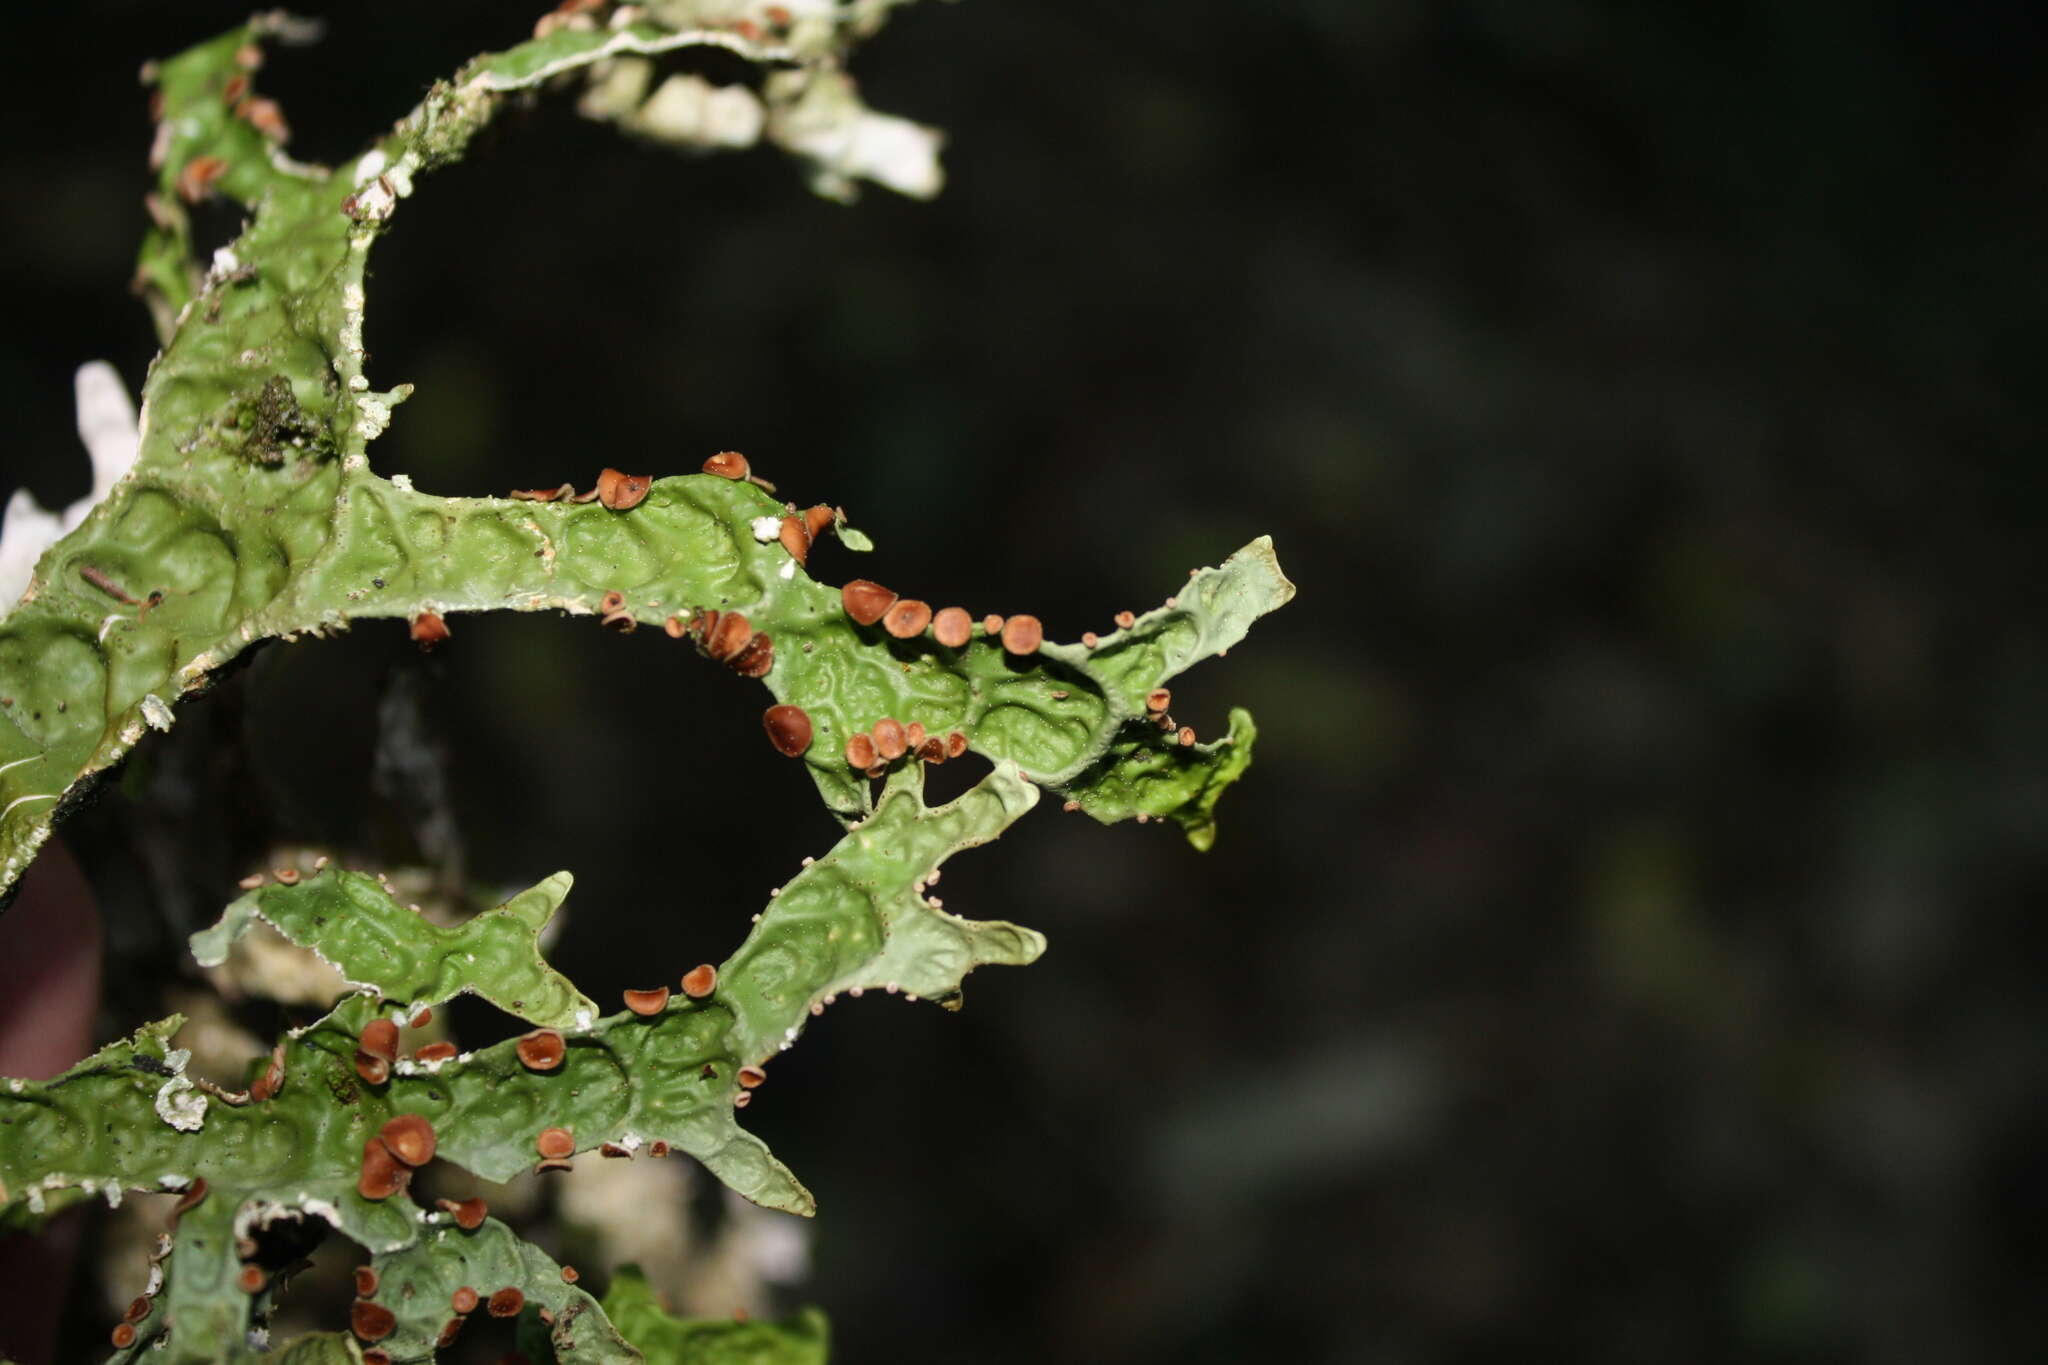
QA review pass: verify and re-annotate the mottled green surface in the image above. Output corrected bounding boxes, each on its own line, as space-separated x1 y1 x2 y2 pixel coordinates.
4 765 1044 1360
272 1336 365 1365
0 3 1288 1359
548 1267 828 1365
368 1219 634 1364
5 0 1228 899
192 869 599 1030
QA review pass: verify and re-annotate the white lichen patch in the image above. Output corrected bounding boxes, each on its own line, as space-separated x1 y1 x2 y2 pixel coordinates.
765 68 944 201
153 1048 207 1131
751 515 782 543
631 73 764 148
299 1195 344 1229
141 693 175 732
354 394 393 441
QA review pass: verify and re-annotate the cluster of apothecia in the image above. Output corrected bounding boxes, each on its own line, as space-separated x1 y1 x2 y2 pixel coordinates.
327 959 740 1345
351 1006 441 1086
105 1229 177 1348
841 577 1045 660
144 40 283 215
349 1257 547 1354
409 468 661 651
663 603 775 675
844 717 969 777
507 465 652 511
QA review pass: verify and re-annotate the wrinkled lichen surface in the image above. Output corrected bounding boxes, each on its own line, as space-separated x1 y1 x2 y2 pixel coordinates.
0 5 1290 1360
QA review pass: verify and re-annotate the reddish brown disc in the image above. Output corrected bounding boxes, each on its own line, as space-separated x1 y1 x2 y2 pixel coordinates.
409 612 450 650
845 733 877 769
177 154 228 204
515 1029 566 1071
488 1287 526 1317
905 721 926 747
664 615 686 638
932 607 973 649
1145 688 1172 712
763 704 813 757
983 613 1004 635
702 451 749 479
354 1051 391 1085
946 730 969 758
536 1126 575 1160
873 717 907 761
238 95 289 141
803 504 835 541
623 986 670 1016
361 1352 393 1365
414 1041 458 1064
437 1196 488 1231
841 579 897 626
1177 726 1196 746
561 1265 581 1284
452 1285 480 1314
351 1298 397 1343
595 467 652 510
730 632 775 678
173 1177 209 1217
1115 610 1137 628
599 589 627 615
250 1052 284 1102
409 1007 433 1029
690 607 720 645
1000 615 1043 655
379 1113 437 1167
681 964 718 998
238 1263 266 1293
354 1266 380 1298
917 737 947 764
883 599 932 639
358 1138 409 1200
737 1065 767 1089
709 610 753 661
359 1018 400 1063
111 1324 138 1349
436 1317 465 1349
778 515 811 565
125 1297 150 1324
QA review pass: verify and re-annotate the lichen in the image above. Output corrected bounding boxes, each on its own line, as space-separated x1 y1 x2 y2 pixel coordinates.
0 3 1290 1360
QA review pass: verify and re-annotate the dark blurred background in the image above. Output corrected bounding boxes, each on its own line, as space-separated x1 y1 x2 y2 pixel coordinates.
3 1 2045 1361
